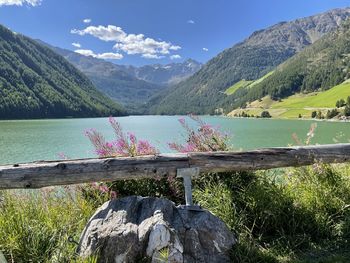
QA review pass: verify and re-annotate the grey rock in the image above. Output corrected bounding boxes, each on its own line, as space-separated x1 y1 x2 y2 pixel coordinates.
0 251 7 263
78 196 236 263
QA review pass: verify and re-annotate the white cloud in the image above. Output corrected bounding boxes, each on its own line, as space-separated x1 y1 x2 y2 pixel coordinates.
142 54 164 59
72 42 81 48
0 0 41 6
74 49 123 60
75 49 95 57
71 25 181 59
170 54 181 60
83 18 92 24
71 25 126 41
187 20 195 24
95 52 124 60
202 47 209 52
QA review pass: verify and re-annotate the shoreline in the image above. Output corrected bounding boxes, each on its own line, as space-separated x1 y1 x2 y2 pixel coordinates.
223 115 350 123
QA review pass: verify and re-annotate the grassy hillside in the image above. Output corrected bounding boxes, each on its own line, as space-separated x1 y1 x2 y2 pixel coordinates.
225 71 275 95
228 80 350 118
0 25 124 119
272 81 350 109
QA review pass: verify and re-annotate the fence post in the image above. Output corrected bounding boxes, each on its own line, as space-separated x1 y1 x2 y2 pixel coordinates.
177 167 202 211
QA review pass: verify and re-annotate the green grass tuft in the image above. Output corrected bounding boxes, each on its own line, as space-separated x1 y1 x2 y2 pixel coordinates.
194 164 350 263
0 187 99 263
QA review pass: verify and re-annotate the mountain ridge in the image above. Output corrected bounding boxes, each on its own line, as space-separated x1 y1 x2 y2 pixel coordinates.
147 7 350 115
0 25 124 119
223 18 350 115
40 41 202 109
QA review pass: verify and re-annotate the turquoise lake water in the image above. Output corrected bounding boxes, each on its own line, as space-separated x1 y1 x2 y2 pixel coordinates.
0 116 349 165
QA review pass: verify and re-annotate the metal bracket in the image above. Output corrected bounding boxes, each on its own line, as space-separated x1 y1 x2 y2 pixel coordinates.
177 167 202 211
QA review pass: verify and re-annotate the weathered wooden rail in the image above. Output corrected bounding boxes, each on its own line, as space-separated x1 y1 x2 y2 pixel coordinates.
0 143 349 190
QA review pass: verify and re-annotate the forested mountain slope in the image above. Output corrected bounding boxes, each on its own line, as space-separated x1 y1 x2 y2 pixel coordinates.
147 7 350 114
224 19 350 112
0 25 124 119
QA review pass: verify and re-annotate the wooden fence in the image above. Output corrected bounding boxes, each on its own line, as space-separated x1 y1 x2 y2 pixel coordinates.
0 143 349 190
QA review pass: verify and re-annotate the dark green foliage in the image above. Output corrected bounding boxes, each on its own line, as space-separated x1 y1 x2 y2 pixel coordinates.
261 110 272 118
337 96 350 116
0 25 124 119
311 111 317 118
317 111 324 119
336 99 346 108
326 109 338 119
107 177 184 204
345 105 350 116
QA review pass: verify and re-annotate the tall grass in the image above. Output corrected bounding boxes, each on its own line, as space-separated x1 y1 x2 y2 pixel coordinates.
0 187 100 263
193 164 350 262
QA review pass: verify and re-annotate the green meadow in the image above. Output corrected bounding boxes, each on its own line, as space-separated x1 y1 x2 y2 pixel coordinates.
229 80 350 119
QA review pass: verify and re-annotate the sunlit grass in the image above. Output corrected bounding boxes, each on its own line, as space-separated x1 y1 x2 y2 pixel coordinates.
272 81 350 109
0 187 99 263
194 164 350 263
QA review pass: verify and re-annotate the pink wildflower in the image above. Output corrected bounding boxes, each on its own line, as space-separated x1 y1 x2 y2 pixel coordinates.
86 117 158 157
110 191 117 199
169 116 229 153
99 184 109 193
128 132 137 145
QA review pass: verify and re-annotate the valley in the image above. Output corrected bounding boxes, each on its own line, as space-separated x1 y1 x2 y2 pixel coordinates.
1 3 350 263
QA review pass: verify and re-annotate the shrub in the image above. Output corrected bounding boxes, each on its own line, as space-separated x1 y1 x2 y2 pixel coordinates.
345 105 350 116
261 111 271 118
326 109 338 119
336 99 346 108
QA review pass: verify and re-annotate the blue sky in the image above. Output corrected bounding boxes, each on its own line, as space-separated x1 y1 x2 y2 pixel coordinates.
0 0 349 66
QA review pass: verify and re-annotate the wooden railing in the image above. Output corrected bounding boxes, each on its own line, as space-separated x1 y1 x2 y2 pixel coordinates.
0 143 349 190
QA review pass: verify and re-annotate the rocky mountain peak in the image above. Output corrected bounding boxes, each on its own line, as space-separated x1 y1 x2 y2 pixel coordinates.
244 7 350 51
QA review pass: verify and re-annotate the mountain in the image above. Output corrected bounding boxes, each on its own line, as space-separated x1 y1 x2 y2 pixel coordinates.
0 25 124 119
125 59 202 85
41 42 201 109
39 42 161 108
147 7 350 115
224 19 350 115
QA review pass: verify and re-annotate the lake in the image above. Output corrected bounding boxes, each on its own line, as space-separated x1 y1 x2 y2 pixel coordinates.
0 116 349 165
